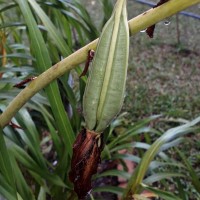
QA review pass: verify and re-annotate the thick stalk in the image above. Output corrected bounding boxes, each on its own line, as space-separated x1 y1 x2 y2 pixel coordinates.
0 0 199 128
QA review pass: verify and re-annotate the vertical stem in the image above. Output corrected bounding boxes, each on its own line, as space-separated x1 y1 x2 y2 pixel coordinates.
176 14 180 45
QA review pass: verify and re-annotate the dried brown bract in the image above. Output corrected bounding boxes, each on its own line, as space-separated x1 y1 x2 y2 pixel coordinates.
146 24 155 38
79 50 95 77
146 0 170 38
153 0 169 8
69 129 103 199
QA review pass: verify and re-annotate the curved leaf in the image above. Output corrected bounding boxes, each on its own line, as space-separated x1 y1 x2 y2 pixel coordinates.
141 184 182 200
144 172 186 184
94 169 130 180
123 116 200 198
15 0 75 159
93 186 124 196
0 129 17 199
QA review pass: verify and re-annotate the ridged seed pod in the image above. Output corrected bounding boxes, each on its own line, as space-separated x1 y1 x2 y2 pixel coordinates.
83 0 129 133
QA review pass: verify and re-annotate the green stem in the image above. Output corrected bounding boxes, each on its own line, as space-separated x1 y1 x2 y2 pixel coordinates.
0 0 199 128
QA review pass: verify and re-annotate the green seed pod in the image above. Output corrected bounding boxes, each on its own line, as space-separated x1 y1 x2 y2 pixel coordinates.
83 0 129 133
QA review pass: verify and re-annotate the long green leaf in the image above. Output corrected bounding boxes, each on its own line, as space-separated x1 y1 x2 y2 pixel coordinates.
6 137 65 187
0 185 17 200
144 172 186 184
141 184 182 200
16 108 47 168
37 103 63 157
9 155 35 200
27 0 89 127
112 153 141 164
28 0 71 56
15 0 75 158
108 115 161 149
94 169 130 180
0 129 17 199
0 53 34 60
93 186 124 196
122 116 200 199
37 187 46 200
176 148 200 193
